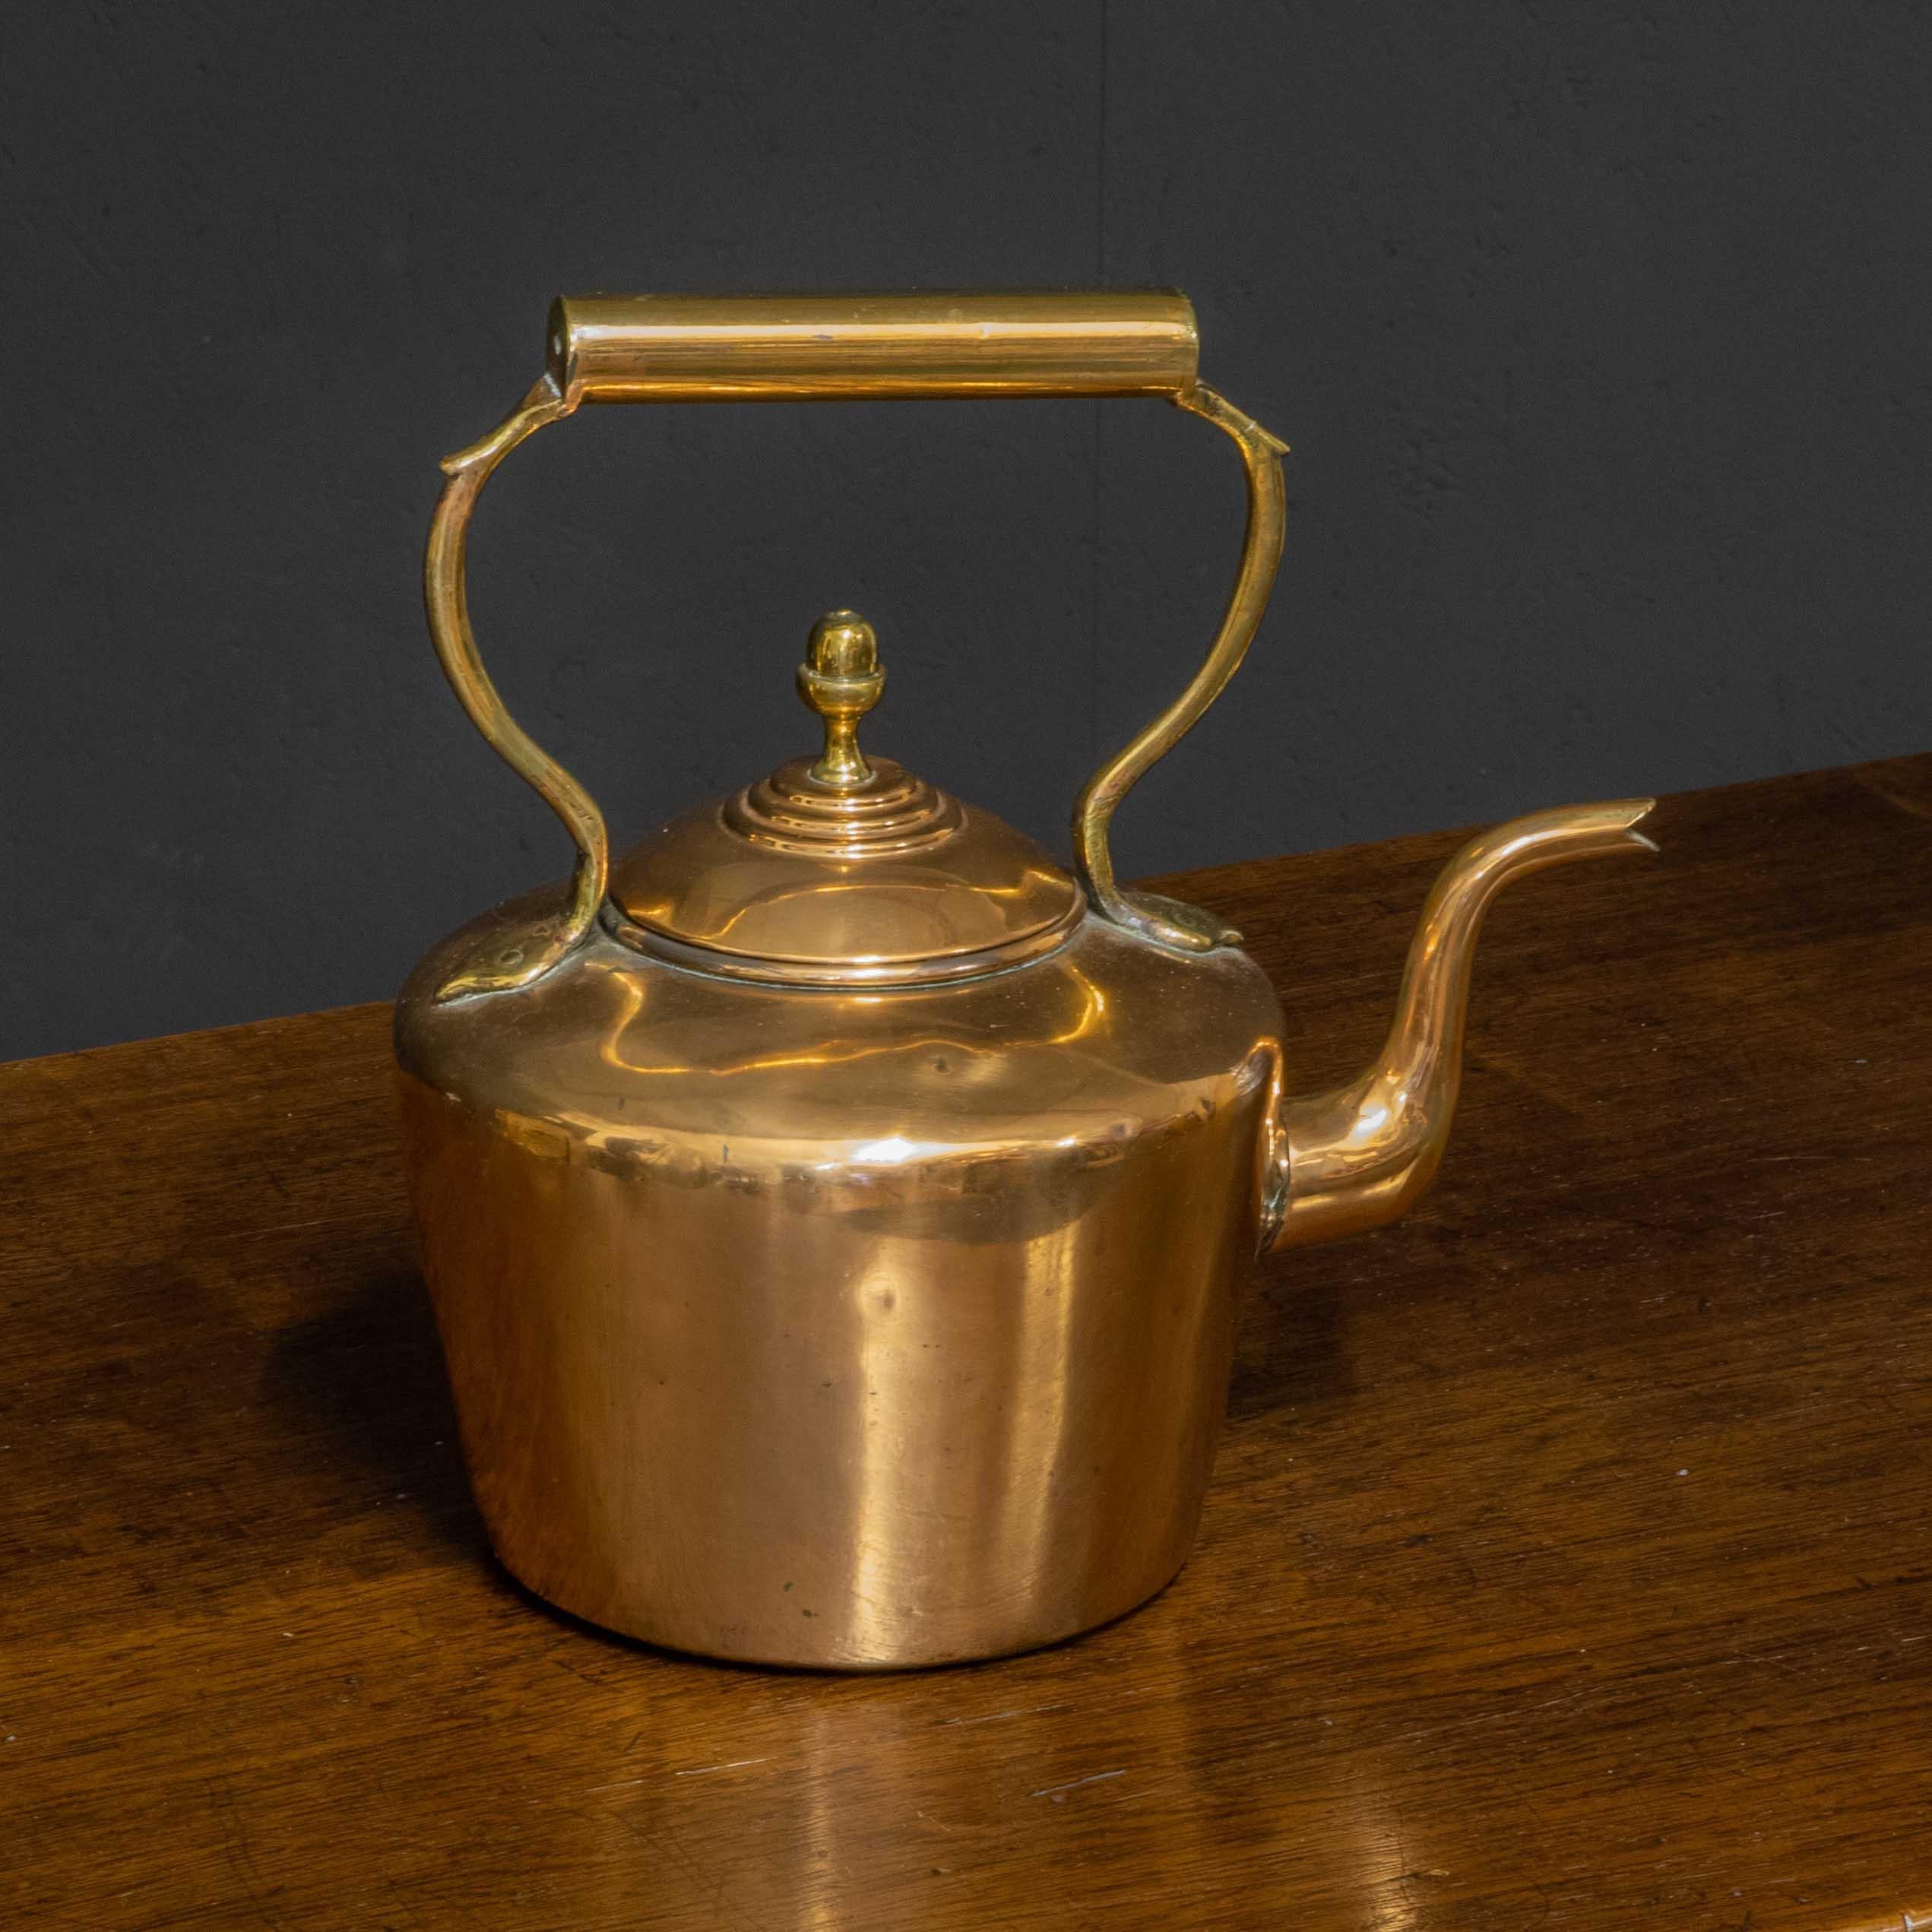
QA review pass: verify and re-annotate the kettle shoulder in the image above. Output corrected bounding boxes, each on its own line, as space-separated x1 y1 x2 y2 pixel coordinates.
395 892 1284 1164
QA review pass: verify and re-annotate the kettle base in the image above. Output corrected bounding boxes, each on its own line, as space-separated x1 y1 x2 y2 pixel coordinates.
496 1547 1196 1673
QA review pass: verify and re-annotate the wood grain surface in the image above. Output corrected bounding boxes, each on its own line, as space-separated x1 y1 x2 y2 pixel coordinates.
4 756 1930 1930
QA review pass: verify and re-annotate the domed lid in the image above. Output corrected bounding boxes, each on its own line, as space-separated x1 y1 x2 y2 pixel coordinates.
604 612 1084 985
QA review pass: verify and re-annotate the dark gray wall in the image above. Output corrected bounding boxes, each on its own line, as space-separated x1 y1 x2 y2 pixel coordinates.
5 2 1929 1059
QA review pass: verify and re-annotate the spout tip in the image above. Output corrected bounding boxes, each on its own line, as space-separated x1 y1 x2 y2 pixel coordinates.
1417 796 1662 920
1531 795 1661 858
1595 796 1658 827
1614 797 1661 855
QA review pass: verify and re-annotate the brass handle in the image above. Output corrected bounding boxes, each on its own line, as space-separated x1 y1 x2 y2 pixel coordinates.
424 290 1288 997
550 291 1200 401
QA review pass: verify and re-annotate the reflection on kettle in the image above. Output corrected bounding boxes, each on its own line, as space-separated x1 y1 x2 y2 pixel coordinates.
396 290 1653 1668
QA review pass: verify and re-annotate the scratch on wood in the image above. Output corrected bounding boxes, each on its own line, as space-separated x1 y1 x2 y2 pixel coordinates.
1031 1769 1125 1799
590 1756 771 1793
942 1703 1070 1727
1396 1687 1598 1744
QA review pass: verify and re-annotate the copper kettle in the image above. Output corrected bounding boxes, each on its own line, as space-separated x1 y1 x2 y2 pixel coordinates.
397 292 1654 1668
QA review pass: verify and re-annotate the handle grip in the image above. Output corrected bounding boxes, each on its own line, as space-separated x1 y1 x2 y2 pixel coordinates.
548 290 1200 404
425 290 1287 999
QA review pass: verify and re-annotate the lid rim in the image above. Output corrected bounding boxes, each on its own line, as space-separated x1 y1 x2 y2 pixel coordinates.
600 899 1085 988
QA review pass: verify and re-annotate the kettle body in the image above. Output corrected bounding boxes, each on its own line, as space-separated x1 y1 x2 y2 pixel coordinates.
400 290 1653 1668
398 892 1284 1667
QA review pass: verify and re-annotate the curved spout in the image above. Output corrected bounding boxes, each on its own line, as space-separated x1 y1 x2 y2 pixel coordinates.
1264 799 1657 1253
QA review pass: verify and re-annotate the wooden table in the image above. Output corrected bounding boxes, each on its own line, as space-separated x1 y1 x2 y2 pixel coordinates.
6 756 1930 1930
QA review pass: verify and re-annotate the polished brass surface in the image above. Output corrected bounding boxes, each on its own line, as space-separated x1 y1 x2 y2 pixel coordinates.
419 292 1286 997
397 898 1285 1669
549 290 1199 402
423 378 596 1000
722 755 961 857
1265 800 1659 1252
1072 383 1288 953
606 610 1084 985
606 759 1081 984
405 286 1659 1670
798 610 884 789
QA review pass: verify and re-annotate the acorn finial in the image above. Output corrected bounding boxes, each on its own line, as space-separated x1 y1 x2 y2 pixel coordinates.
797 610 885 789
